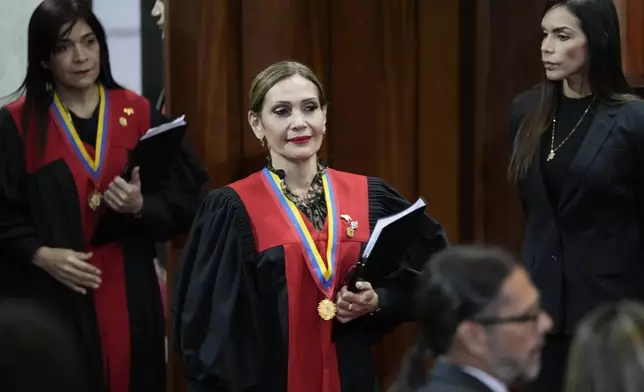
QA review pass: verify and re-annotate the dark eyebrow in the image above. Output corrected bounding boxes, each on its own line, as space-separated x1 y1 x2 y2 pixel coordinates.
542 25 574 34
58 32 96 43
553 26 573 34
271 98 319 106
271 101 292 106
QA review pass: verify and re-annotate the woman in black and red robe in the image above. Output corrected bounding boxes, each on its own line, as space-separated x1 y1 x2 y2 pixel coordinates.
0 1 208 391
172 61 448 392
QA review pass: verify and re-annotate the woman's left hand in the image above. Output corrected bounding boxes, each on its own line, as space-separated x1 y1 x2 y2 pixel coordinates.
335 281 379 323
103 167 144 214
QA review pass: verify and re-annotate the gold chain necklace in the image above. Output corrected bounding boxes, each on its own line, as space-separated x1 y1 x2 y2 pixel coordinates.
547 96 596 162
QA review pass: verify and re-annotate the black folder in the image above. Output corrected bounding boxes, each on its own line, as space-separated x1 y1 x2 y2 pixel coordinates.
90 117 187 247
343 197 427 292
121 116 187 182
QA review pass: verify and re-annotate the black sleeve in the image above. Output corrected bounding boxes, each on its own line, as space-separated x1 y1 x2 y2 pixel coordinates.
171 187 264 392
365 177 448 333
0 108 40 263
137 109 210 240
620 102 644 244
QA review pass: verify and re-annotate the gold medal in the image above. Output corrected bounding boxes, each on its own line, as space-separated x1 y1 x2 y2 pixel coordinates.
317 298 337 321
88 189 102 211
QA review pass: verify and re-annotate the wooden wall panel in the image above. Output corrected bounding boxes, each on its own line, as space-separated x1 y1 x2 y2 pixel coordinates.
240 0 330 172
164 0 461 390
615 0 644 87
328 1 417 195
417 1 461 243
469 0 546 256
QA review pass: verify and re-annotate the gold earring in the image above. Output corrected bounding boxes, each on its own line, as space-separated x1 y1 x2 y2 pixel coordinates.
260 138 265 147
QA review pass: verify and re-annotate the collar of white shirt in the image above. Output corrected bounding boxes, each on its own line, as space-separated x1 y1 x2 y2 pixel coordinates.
461 365 508 392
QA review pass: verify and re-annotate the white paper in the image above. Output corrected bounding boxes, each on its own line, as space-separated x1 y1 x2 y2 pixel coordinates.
140 115 187 141
362 197 426 258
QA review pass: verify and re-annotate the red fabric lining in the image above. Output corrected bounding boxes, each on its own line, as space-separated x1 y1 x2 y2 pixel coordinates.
231 168 369 392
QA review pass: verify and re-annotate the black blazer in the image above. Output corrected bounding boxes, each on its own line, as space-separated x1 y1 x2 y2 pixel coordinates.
418 360 494 392
509 89 644 334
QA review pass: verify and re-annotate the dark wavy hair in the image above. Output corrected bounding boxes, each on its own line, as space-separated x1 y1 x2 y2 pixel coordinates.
11 0 122 153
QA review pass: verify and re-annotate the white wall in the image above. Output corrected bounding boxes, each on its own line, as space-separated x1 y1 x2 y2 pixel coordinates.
0 0 42 106
93 0 142 94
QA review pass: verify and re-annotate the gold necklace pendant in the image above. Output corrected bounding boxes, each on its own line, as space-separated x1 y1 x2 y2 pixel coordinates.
548 96 596 163
88 189 102 211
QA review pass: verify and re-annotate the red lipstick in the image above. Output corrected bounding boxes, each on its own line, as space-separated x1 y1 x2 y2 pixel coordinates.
288 136 311 144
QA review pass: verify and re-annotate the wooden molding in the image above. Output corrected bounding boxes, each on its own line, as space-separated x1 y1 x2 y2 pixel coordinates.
616 0 644 87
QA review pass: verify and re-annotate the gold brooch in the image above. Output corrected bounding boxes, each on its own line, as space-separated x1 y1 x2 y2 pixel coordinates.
341 214 358 238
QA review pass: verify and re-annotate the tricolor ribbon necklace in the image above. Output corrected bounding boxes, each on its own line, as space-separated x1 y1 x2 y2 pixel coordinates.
262 166 340 321
52 83 109 210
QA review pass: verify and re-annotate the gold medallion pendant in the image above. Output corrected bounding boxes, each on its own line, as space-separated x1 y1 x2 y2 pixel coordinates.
317 298 337 321
88 189 102 211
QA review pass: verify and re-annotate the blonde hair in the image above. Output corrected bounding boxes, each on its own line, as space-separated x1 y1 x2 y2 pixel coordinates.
248 60 326 113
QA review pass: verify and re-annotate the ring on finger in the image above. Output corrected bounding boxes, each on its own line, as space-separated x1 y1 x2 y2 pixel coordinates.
349 303 353 311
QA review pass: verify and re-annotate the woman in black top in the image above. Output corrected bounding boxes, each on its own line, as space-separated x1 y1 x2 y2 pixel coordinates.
508 1 644 391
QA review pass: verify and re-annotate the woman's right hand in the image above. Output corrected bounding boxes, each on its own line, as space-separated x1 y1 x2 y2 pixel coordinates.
31 247 102 295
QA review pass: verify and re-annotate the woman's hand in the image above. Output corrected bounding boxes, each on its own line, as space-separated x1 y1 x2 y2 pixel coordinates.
103 166 144 214
32 247 102 294
335 281 379 323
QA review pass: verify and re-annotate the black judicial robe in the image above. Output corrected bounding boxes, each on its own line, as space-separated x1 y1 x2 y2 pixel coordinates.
0 87 208 392
172 168 448 392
